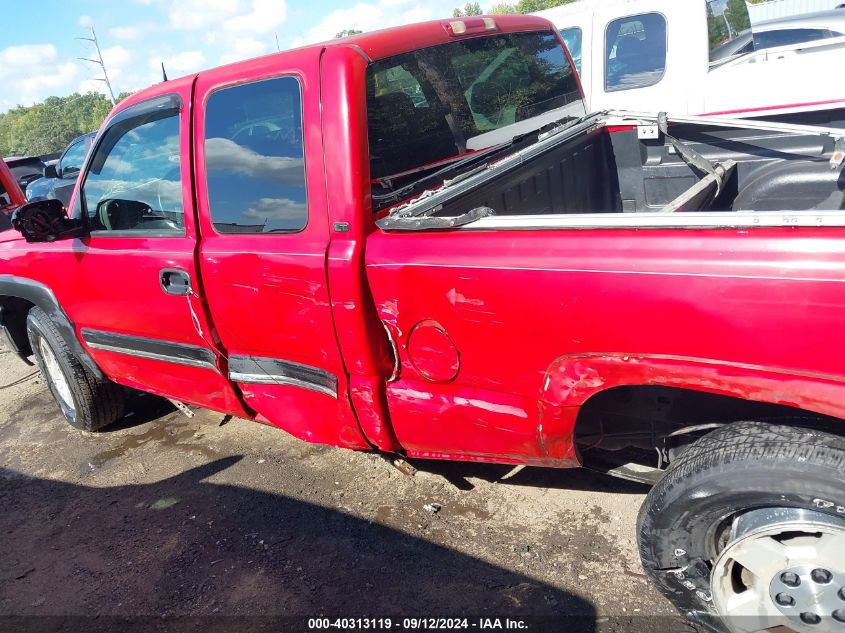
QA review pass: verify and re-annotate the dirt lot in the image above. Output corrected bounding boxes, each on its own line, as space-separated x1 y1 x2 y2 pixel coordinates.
0 348 683 632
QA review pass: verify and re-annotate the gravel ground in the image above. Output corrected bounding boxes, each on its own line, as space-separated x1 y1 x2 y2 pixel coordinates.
0 348 683 632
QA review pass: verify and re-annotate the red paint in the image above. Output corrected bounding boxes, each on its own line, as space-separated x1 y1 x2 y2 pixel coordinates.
0 157 25 218
702 98 845 117
365 225 845 461
406 320 460 383
2 15 844 471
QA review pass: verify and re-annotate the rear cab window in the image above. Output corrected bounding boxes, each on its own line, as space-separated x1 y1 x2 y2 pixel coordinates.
203 76 307 234
605 13 667 92
366 30 584 209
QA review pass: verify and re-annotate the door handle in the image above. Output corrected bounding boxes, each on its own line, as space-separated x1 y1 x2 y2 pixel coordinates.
159 268 192 296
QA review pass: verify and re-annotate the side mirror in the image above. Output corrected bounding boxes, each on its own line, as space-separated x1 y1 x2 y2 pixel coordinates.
11 199 85 243
43 164 59 179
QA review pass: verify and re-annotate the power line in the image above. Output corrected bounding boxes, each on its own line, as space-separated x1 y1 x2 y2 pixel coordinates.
76 25 116 106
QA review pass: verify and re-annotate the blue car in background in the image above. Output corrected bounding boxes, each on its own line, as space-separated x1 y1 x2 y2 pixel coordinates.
26 132 95 207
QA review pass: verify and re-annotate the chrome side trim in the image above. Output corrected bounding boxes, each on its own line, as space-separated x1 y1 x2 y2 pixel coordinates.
229 372 338 398
461 211 845 230
80 328 219 372
84 342 218 371
228 355 338 399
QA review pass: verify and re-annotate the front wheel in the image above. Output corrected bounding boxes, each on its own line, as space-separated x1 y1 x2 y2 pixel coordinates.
26 306 126 431
637 421 845 633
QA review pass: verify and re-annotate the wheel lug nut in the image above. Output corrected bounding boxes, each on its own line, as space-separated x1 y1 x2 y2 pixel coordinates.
781 572 801 587
811 568 832 584
833 610 845 623
775 593 795 607
800 612 821 625
840 587 845 601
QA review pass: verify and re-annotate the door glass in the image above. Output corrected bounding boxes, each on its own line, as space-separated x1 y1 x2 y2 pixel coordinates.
560 27 583 74
204 76 308 234
82 112 184 234
605 13 667 92
60 139 89 179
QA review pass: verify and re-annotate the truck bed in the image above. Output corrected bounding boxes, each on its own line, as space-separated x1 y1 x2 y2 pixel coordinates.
431 117 843 219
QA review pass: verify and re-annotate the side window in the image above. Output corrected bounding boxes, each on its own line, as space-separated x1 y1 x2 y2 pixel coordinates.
204 76 307 234
82 112 184 234
754 28 834 50
560 27 583 74
60 139 88 179
605 13 667 92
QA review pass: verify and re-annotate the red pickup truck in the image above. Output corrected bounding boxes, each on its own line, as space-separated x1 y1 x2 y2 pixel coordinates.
3 14 845 632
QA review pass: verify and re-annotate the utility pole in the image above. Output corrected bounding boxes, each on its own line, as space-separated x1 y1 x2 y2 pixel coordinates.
77 25 116 106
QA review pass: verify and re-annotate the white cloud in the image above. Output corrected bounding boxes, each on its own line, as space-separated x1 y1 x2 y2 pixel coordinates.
168 0 240 30
150 50 206 76
108 25 146 41
78 14 93 27
76 45 133 100
0 44 78 110
219 36 269 64
244 197 307 222
205 137 304 185
224 0 287 33
102 45 133 70
294 0 455 45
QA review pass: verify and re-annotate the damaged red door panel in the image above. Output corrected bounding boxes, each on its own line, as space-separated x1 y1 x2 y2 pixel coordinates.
191 47 369 450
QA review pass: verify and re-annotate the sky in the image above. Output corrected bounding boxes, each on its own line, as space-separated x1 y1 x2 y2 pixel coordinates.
0 0 464 113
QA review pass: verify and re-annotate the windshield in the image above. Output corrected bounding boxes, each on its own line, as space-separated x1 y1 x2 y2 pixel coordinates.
366 30 584 193
707 0 752 62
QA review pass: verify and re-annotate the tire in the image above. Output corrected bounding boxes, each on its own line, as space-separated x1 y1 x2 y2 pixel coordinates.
638 421 845 633
26 306 125 431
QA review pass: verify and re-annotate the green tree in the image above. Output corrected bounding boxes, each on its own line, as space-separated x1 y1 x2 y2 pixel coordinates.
724 0 751 32
452 0 574 16
0 92 115 157
453 2 483 17
514 0 575 12
488 3 518 14
335 28 363 38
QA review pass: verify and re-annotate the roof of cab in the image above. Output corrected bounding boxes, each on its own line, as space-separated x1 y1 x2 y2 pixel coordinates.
325 13 555 60
114 14 556 115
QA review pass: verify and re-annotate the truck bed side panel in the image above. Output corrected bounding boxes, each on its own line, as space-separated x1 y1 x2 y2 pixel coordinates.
366 227 845 464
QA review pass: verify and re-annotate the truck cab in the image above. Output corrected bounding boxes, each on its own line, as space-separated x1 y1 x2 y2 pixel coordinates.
539 0 845 123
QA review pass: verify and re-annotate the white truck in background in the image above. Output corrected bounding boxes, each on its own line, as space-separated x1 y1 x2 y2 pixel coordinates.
537 0 845 124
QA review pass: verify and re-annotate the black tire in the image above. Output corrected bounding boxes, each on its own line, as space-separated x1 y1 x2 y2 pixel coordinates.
637 421 845 632
26 306 125 431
